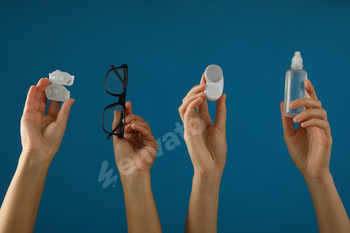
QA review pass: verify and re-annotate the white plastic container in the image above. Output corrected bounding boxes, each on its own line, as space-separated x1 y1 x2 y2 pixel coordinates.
204 65 224 102
283 51 307 118
45 70 74 102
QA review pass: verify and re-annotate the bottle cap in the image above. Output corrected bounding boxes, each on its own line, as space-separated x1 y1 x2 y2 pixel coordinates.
291 51 303 69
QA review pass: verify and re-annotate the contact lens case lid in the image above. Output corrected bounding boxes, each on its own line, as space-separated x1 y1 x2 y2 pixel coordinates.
49 70 74 86
205 64 223 83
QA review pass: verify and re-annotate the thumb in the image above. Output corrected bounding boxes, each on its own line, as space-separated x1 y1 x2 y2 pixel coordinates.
112 110 123 146
214 94 227 132
280 102 295 139
56 98 74 130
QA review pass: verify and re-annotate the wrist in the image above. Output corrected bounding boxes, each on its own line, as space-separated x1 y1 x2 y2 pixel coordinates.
19 151 52 171
301 168 332 183
193 165 224 181
191 172 222 202
193 171 223 191
120 171 151 187
194 170 223 180
302 169 333 186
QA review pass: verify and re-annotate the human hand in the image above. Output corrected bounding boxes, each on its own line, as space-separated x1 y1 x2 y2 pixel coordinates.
20 78 74 164
280 79 332 180
178 74 227 177
113 101 158 179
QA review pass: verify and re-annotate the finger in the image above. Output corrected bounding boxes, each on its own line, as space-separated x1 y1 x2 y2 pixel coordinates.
124 124 134 134
183 83 206 103
280 102 296 139
33 78 48 113
112 110 123 145
200 73 206 85
289 98 322 110
23 85 37 114
125 120 151 136
214 94 227 133
46 100 60 119
179 92 206 120
127 119 151 132
198 73 209 114
37 78 51 114
125 101 132 116
112 110 122 131
293 108 327 123
305 79 318 100
56 98 75 130
124 119 151 135
184 96 205 122
131 122 156 143
125 113 145 124
301 118 331 137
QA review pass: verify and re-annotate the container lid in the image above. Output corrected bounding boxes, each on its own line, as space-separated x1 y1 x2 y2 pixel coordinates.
49 70 74 86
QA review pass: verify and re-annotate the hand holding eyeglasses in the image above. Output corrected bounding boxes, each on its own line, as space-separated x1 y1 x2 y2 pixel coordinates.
113 101 158 180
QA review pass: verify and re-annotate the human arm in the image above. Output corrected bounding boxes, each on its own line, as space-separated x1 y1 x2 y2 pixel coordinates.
280 79 350 233
178 75 227 233
113 101 162 233
0 78 74 233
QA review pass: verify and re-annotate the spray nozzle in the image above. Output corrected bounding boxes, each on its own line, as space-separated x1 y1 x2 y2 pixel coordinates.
291 51 303 69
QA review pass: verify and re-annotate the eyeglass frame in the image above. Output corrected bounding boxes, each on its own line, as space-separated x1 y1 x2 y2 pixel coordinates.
102 64 128 139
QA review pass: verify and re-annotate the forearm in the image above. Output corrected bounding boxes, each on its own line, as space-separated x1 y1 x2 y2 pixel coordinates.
304 172 350 233
185 173 222 233
121 172 162 233
0 152 50 233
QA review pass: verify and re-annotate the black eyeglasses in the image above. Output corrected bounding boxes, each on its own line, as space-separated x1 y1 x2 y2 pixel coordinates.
102 64 128 139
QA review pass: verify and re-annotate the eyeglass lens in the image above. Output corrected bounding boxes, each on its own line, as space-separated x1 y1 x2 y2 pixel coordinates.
106 68 124 95
103 104 124 134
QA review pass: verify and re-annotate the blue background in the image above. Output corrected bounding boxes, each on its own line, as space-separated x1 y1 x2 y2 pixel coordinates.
1 0 350 232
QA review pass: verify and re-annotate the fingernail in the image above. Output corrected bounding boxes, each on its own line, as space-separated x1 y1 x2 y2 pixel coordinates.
301 122 308 127
294 115 300 122
125 116 130 122
125 124 131 132
290 101 298 107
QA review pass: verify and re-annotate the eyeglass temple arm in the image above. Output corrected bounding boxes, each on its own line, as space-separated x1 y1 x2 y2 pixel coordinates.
111 65 123 83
